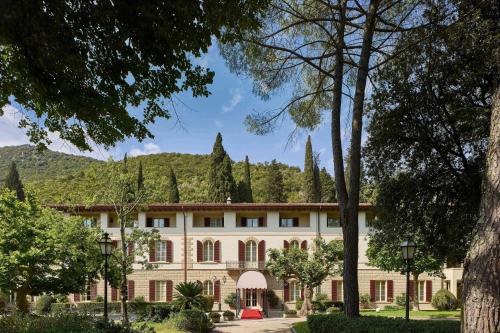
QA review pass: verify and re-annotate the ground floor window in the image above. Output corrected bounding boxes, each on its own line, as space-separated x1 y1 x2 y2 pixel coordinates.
418 281 425 302
203 280 214 296
336 281 343 301
290 281 301 301
245 289 257 307
155 281 166 302
375 281 386 302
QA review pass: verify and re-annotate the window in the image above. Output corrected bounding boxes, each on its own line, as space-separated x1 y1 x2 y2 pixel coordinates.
246 218 260 227
375 281 386 302
418 281 425 302
81 286 92 301
155 281 166 302
209 218 223 227
147 218 169 228
203 241 214 262
245 289 257 307
203 280 214 296
290 281 301 301
155 241 166 262
83 218 95 228
327 217 341 228
245 241 257 263
336 281 344 301
290 240 299 249
280 218 295 227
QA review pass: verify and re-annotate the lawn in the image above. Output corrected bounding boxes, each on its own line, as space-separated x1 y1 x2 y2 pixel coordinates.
360 309 461 319
292 321 310 333
134 322 182 333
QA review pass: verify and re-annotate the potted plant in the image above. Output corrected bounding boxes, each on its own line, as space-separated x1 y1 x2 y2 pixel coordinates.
223 310 235 321
209 311 221 323
224 293 237 309
283 309 297 318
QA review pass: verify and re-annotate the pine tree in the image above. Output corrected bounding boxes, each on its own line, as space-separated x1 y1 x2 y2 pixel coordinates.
137 161 144 192
313 156 321 202
5 162 25 201
302 135 315 202
238 155 253 202
167 167 180 203
319 167 337 203
264 159 286 203
207 133 238 202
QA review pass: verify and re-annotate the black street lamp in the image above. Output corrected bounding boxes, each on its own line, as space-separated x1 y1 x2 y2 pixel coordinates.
401 240 416 321
99 232 113 320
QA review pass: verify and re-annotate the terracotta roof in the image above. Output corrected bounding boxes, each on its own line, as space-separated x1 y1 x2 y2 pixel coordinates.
48 202 373 212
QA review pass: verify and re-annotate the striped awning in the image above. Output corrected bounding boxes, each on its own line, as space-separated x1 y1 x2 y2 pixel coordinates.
236 271 267 289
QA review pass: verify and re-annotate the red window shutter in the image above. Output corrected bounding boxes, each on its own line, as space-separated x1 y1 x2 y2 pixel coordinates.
284 240 289 249
214 240 221 263
332 281 338 301
204 217 210 227
90 284 97 301
166 240 173 263
370 280 376 302
258 240 266 262
301 240 307 250
258 217 264 227
284 281 289 302
387 280 394 302
128 280 135 300
238 240 245 262
149 241 156 262
112 240 118 249
128 242 135 256
293 217 299 227
165 218 170 227
166 280 173 302
425 281 432 302
111 287 118 301
409 280 414 301
241 217 247 227
73 293 80 302
146 217 153 227
149 280 156 302
214 280 221 302
197 240 203 262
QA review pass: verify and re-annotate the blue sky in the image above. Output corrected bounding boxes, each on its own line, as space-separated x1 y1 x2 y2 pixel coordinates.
0 45 355 172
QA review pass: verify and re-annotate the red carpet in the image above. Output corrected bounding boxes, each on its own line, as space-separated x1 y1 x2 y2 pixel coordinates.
240 309 263 319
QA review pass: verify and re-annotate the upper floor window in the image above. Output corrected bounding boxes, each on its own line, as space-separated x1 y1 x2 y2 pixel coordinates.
375 281 386 302
205 217 223 228
203 280 214 296
203 241 214 262
289 240 299 249
280 217 298 227
327 217 341 228
246 218 260 227
155 241 166 262
245 241 257 263
290 281 301 301
147 218 169 228
83 218 96 228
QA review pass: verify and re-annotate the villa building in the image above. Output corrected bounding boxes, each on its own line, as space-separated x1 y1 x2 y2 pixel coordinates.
53 202 463 314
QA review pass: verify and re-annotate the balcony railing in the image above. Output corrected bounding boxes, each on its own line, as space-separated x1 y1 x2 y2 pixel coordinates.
226 261 266 270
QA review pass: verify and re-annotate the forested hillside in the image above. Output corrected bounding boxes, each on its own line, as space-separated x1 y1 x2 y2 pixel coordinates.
0 145 304 203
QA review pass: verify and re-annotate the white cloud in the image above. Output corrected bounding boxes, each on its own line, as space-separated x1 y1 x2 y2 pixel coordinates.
214 119 224 128
129 142 161 157
222 88 243 113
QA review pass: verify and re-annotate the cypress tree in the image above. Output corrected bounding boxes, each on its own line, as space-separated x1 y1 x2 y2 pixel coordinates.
319 167 337 203
5 161 25 201
238 155 253 202
313 156 321 202
302 135 315 202
137 161 144 192
264 159 286 203
207 133 238 202
167 167 180 203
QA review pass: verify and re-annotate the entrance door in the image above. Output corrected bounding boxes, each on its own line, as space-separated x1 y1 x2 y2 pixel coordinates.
245 289 257 308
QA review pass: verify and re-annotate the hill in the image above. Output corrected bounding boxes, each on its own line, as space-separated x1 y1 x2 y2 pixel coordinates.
0 145 305 203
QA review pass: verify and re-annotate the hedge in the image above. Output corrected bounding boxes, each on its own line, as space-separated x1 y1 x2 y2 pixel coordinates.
49 302 169 316
307 314 460 333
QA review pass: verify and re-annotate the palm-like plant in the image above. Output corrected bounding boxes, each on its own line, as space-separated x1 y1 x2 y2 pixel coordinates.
172 281 206 310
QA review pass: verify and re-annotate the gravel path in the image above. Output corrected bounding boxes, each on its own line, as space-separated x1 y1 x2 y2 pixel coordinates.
213 317 302 333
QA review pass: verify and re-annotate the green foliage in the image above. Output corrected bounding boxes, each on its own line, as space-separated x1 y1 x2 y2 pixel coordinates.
167 167 180 203
266 290 279 308
35 295 54 314
315 293 329 302
431 289 458 311
203 295 214 312
53 294 69 303
207 133 239 202
138 303 173 323
319 168 336 203
237 156 253 202
0 1 268 150
222 310 235 317
395 294 406 308
167 309 214 333
307 314 460 333
327 306 342 314
172 282 206 310
209 312 220 318
4 162 25 201
303 136 316 202
50 303 72 316
285 309 297 315
224 292 237 308
383 305 403 311
263 159 286 202
359 294 371 308
137 162 145 193
295 300 304 311
95 295 104 302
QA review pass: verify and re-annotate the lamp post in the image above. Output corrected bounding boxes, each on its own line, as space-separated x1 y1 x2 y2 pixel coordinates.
401 240 416 321
99 232 113 320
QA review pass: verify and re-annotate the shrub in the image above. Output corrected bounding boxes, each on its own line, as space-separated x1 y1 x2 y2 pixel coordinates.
284 309 297 315
432 289 458 311
35 294 54 314
95 295 104 302
203 295 214 312
53 294 69 303
295 299 304 311
51 303 72 315
395 294 406 307
267 290 279 308
315 293 329 302
209 312 221 318
167 309 214 333
76 301 121 314
327 306 341 313
307 313 460 333
332 301 344 311
0 292 9 314
359 293 371 308
224 292 237 308
223 310 235 317
139 303 173 323
384 305 403 311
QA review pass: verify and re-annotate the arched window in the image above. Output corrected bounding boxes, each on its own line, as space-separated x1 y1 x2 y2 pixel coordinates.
203 280 214 296
290 240 299 249
290 281 301 301
245 240 257 263
203 240 214 262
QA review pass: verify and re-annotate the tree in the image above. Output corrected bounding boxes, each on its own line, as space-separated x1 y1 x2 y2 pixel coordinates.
313 154 321 202
302 135 316 202
137 161 144 192
319 168 336 203
167 167 180 204
207 133 238 202
4 161 25 201
172 282 206 310
238 156 253 202
263 159 286 203
0 190 102 313
0 0 269 151
266 238 342 316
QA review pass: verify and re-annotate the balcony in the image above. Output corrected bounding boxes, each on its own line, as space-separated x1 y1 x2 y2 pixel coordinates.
226 261 266 271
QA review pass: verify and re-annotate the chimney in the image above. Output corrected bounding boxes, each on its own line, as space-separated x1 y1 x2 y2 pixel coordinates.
226 197 232 204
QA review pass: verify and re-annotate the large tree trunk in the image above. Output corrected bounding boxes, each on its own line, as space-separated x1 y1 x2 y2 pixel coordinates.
120 213 129 325
299 285 314 316
15 285 29 314
462 82 500 333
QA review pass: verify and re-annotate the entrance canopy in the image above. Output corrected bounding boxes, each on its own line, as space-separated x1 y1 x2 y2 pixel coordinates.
236 271 267 289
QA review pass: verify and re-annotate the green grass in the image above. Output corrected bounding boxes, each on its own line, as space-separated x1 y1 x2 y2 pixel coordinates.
292 321 310 333
360 309 461 319
134 322 182 333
